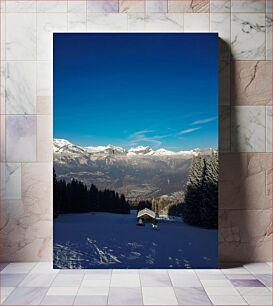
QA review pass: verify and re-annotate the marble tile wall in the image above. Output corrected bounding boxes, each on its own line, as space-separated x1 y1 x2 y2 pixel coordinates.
0 0 272 263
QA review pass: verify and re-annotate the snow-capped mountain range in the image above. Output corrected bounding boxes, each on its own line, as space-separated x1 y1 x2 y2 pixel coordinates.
53 138 214 204
54 138 211 157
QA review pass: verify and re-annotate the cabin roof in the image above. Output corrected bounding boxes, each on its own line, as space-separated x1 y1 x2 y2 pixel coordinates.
137 208 156 219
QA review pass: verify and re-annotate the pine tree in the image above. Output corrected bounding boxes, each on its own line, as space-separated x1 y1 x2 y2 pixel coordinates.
182 155 206 226
200 152 218 228
53 168 59 218
53 174 131 216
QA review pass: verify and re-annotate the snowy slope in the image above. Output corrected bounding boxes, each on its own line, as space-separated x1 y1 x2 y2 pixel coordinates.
53 210 218 269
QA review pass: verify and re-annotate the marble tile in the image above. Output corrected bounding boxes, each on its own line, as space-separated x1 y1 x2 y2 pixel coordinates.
119 0 144 13
1 273 27 286
59 269 86 275
1 287 15 303
82 279 110 287
0 122 6 162
37 1 67 13
266 0 272 12
221 267 253 275
87 0 118 13
127 13 145 31
87 13 127 31
266 14 272 59
231 13 266 60
52 274 84 287
0 0 6 13
68 0 87 13
37 13 67 61
231 279 265 287
168 0 209 13
46 286 78 296
266 106 272 152
201 279 234 287
0 199 26 262
1 13 5 60
37 96 52 115
112 269 139 278
140 272 171 287
41 295 75 305
174 287 212 305
141 269 168 276
231 61 272 105
142 286 178 305
84 269 112 275
219 209 272 262
204 286 240 296
22 163 52 215
254 274 273 287
37 115 52 162
0 263 9 271
219 106 230 153
29 262 58 274
210 0 231 12
231 0 266 13
74 295 108 305
1 263 37 274
108 287 143 305
19 273 56 287
195 269 226 278
210 13 230 41
144 13 183 32
243 295 272 305
68 13 87 31
184 13 209 32
110 274 140 287
168 269 196 276
6 61 36 114
6 115 36 162
208 294 247 305
6 1 37 12
2 163 21 199
77 286 109 295
37 61 51 97
83 273 111 280
210 13 230 59
6 13 36 60
237 286 271 296
1 63 5 114
244 262 272 274
146 0 167 13
3 287 48 305
23 220 52 250
169 275 202 287
220 153 272 209
231 106 266 152
225 274 256 280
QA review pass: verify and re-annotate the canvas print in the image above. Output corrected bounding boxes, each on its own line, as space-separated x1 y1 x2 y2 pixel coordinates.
53 33 218 269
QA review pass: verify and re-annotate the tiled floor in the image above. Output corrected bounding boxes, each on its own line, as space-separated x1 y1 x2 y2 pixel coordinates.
0 262 272 305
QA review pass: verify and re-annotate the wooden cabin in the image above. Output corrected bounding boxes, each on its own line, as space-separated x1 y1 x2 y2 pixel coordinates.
137 208 156 223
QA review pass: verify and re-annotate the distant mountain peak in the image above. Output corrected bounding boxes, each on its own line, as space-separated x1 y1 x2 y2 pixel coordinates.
54 138 72 146
53 138 214 157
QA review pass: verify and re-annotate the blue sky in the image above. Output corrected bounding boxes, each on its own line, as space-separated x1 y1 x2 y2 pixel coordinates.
53 33 218 151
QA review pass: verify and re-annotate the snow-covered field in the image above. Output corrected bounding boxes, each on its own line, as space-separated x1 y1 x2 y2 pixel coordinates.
53 210 218 269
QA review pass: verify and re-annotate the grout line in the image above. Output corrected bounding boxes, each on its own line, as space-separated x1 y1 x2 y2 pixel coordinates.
138 268 144 306
106 268 113 305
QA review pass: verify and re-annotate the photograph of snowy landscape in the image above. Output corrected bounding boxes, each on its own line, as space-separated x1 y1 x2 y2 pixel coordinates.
53 33 219 269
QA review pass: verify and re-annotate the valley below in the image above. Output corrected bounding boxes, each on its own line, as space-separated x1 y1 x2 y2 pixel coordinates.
53 139 212 207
